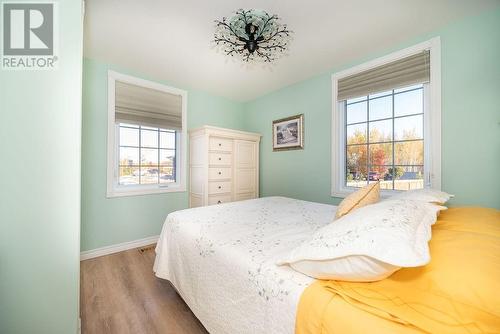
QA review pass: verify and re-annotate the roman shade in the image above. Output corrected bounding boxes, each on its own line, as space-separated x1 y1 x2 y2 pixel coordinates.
115 80 183 130
338 51 430 101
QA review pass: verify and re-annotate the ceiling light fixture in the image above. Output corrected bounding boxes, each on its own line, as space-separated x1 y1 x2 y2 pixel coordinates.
214 9 292 63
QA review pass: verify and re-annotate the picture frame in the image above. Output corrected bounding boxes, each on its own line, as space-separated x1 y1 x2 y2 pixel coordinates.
272 114 304 151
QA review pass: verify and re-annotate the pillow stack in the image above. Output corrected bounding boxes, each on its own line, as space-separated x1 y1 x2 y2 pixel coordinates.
279 187 452 282
389 188 453 204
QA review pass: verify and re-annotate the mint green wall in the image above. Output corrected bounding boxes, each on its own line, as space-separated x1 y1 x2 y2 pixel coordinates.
243 7 500 209
0 1 83 333
245 75 335 204
81 58 245 251
82 7 500 253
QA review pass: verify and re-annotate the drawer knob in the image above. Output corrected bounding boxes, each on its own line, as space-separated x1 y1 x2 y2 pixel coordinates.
218 157 222 161
217 200 222 204
218 171 222 175
218 186 222 189
218 143 222 146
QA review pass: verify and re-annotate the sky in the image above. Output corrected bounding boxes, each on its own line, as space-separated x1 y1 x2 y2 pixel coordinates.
346 84 424 143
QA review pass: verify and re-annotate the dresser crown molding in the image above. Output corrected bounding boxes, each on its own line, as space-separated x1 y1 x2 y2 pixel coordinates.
189 125 262 142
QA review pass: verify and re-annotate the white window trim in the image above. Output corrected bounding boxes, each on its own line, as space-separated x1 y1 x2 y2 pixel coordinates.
106 70 187 198
331 37 441 198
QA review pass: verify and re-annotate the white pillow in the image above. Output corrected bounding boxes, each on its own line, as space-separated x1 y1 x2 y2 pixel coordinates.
389 188 454 204
287 255 400 282
277 199 446 282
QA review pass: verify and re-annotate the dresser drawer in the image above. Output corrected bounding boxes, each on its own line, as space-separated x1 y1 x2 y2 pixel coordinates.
208 194 232 205
208 181 232 194
209 152 232 166
209 137 233 152
209 167 232 180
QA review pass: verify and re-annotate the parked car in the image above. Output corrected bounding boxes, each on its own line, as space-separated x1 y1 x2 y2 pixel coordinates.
368 171 380 181
148 168 159 175
132 169 147 176
400 171 418 180
160 174 175 181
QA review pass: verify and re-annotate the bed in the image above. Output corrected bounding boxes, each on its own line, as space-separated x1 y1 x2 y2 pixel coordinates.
154 197 333 333
154 197 500 334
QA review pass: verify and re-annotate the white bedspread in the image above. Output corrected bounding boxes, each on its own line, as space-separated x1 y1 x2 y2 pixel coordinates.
153 196 337 334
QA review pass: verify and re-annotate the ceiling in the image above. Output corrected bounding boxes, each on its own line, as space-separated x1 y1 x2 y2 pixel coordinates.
84 0 499 102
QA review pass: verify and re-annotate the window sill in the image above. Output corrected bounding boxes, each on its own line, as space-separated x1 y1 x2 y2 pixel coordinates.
331 186 403 199
106 184 186 198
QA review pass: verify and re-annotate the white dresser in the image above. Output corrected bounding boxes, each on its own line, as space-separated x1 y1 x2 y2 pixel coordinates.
189 126 261 208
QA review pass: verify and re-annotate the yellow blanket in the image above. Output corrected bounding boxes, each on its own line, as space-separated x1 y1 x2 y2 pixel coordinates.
296 207 500 334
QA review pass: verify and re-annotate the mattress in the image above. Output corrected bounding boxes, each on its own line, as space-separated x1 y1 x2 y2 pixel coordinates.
153 196 337 334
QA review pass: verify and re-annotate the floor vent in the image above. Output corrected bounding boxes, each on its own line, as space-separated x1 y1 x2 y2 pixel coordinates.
138 245 155 253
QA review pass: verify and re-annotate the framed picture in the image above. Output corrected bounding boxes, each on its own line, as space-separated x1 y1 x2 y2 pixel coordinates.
272 114 304 151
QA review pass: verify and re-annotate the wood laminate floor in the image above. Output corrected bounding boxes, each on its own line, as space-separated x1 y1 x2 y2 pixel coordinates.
80 245 208 334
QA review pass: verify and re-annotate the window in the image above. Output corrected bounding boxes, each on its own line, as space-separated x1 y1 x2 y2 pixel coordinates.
107 71 187 197
118 124 177 185
332 38 441 197
345 84 425 190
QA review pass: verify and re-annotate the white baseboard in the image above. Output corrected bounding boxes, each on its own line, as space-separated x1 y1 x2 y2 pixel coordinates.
80 235 159 261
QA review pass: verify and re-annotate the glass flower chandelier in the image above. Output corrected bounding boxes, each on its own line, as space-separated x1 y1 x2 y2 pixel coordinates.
213 9 292 63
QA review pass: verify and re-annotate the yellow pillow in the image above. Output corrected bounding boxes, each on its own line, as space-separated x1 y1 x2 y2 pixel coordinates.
335 182 380 219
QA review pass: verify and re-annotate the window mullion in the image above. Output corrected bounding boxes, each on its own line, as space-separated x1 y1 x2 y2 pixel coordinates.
117 124 121 186
157 129 160 184
174 131 178 183
423 84 429 187
138 126 142 185
392 89 395 190
345 101 348 187
366 95 369 186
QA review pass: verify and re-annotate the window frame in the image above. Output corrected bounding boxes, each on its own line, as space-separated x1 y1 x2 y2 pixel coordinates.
106 70 187 198
331 37 441 198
